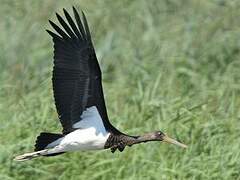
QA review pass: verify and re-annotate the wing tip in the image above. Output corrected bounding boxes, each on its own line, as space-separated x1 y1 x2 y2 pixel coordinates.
48 19 56 27
72 6 77 13
48 7 92 42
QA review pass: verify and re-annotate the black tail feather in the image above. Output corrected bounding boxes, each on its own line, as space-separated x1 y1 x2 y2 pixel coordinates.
35 132 63 151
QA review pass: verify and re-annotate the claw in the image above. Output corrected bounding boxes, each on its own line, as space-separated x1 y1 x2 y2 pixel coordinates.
111 146 117 153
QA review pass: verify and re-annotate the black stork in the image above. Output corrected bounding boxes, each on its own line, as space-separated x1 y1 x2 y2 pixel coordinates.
14 7 187 161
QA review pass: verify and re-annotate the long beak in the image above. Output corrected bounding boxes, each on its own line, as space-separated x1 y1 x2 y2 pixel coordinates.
162 135 187 148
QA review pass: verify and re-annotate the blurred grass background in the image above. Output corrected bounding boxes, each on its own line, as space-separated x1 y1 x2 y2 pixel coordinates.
1 0 240 179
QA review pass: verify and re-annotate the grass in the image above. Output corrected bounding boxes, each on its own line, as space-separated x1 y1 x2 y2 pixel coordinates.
1 0 240 179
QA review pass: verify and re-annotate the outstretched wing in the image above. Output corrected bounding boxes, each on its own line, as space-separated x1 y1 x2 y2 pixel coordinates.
47 7 113 134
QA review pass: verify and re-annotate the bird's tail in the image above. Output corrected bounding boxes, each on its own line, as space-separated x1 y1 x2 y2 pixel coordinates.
14 149 48 161
34 132 63 151
14 132 64 161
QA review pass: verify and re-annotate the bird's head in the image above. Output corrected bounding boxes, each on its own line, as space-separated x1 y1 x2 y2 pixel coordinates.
152 131 187 148
138 131 187 148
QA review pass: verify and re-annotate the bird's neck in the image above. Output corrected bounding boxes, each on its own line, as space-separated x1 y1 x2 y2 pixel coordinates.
105 132 156 152
126 132 156 146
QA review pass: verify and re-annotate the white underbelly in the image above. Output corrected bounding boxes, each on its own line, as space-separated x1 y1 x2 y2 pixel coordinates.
48 128 110 152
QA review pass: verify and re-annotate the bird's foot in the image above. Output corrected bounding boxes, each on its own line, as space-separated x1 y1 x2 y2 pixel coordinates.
110 142 125 153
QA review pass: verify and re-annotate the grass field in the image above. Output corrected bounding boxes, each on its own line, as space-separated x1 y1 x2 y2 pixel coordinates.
1 0 240 179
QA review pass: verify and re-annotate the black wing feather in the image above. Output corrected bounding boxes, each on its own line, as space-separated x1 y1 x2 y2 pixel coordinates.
47 7 115 134
63 8 82 40
73 7 86 40
56 13 76 39
46 30 62 40
49 20 70 40
81 11 92 42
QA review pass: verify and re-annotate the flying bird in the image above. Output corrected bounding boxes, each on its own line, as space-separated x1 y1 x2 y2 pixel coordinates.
14 7 187 161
